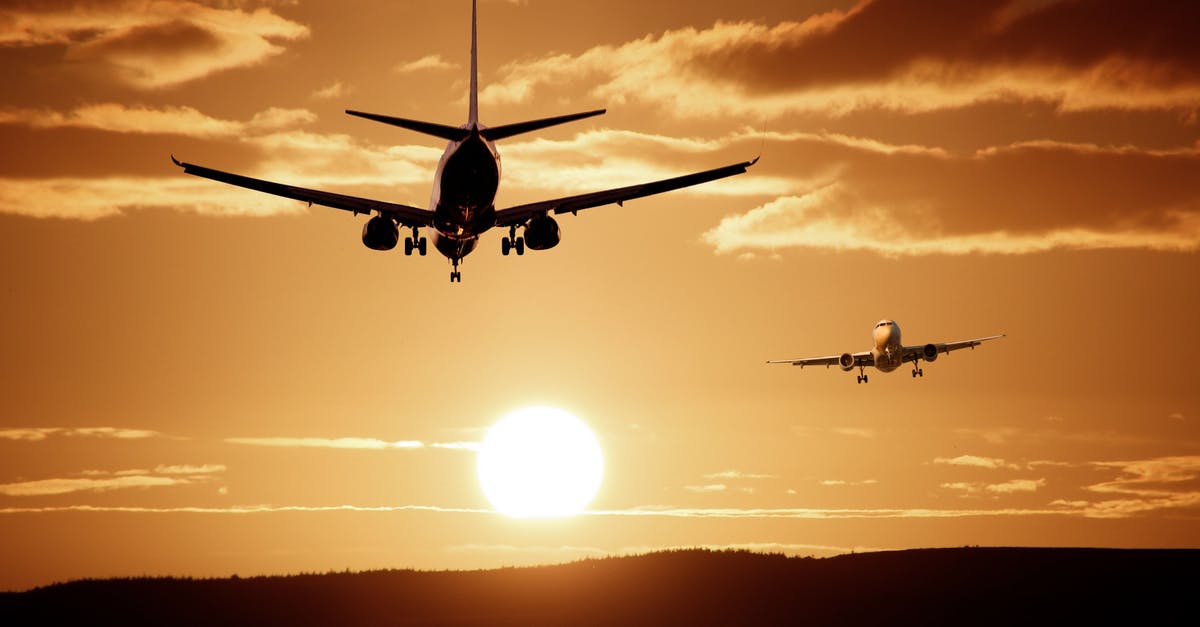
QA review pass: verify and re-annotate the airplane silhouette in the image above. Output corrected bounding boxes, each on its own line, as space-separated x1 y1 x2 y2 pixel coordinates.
173 0 756 282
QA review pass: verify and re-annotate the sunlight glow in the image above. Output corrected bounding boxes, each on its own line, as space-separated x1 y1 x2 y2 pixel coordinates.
477 407 603 518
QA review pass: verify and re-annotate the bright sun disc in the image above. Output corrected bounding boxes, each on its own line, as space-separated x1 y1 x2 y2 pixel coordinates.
477 406 603 518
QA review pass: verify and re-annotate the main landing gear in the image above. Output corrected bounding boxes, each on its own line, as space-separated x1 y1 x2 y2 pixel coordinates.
501 225 525 256
912 361 924 378
404 226 427 256
856 365 869 384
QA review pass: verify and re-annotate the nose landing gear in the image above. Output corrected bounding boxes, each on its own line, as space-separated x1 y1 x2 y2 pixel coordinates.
450 258 462 283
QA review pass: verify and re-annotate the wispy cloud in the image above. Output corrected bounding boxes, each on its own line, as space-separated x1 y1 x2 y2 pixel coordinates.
0 104 315 138
0 1 310 89
940 478 1046 496
819 479 878 487
0 427 172 441
933 455 1020 470
684 484 728 493
311 81 347 100
394 54 457 74
1078 456 1200 518
703 470 777 480
0 465 224 497
225 437 479 451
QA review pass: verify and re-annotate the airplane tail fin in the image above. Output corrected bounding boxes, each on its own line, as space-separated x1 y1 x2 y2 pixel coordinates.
469 0 479 125
347 1 605 142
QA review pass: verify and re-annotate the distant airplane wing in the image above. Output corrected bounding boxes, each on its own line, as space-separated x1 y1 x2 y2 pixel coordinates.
172 157 434 227
492 158 757 227
767 351 873 369
902 334 1006 362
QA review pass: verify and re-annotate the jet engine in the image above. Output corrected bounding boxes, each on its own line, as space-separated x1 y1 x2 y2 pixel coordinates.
922 343 939 362
523 214 561 250
838 353 856 372
362 215 399 251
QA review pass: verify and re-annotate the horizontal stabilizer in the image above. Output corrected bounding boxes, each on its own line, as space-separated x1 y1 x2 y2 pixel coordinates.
345 110 470 142
482 109 606 141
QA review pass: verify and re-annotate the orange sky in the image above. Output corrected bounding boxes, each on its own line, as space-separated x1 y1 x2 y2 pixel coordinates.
1 0 1198 591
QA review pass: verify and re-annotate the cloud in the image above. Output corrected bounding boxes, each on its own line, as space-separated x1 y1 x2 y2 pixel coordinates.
225 437 478 451
480 1 1200 118
0 464 223 497
0 103 315 138
934 455 1020 470
311 81 347 100
684 484 728 493
394 54 457 74
1076 456 1200 517
0 427 171 441
831 427 876 439
819 479 878 487
941 478 1047 496
1 1 310 89
702 135 1200 257
703 470 776 480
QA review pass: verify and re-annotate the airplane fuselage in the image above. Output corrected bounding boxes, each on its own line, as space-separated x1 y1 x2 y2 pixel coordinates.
429 126 501 262
871 319 903 372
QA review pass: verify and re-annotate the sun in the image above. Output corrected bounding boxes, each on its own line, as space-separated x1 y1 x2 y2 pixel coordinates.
477 406 604 518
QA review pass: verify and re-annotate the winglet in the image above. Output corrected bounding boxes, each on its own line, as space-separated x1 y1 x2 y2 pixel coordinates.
170 154 182 167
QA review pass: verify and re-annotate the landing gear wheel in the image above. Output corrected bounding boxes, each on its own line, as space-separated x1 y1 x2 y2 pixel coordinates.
450 271 461 283
501 238 511 256
515 236 525 256
863 374 869 384
417 237 427 256
404 237 414 256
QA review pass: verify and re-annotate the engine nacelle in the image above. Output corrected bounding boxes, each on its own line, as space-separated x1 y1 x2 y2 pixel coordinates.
922 343 939 362
362 215 399 251
838 353 856 372
524 214 561 251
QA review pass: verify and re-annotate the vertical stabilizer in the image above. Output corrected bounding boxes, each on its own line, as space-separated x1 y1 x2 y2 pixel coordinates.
469 0 479 125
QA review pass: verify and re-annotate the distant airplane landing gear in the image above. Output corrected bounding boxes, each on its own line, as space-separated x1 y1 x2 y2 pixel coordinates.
501 225 524 256
912 365 924 378
450 258 462 283
404 227 427 256
856 365 869 384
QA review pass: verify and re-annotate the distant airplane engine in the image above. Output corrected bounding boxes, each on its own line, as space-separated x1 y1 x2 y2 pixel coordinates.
922 344 939 362
523 214 561 250
838 353 856 371
362 215 399 251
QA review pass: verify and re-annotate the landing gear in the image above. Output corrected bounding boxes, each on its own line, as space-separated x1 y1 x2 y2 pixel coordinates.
501 225 524 256
856 365 869 384
404 227 427 256
912 364 924 378
449 257 462 283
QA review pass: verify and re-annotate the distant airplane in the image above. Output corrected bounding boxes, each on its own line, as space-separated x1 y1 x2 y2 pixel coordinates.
172 0 755 282
767 320 1004 384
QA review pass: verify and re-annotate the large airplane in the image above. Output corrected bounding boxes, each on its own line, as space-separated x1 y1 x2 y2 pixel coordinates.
172 0 756 282
768 320 1004 384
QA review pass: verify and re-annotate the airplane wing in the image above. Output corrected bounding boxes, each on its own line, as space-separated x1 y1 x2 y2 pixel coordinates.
902 334 1006 362
171 157 434 227
492 158 758 227
767 351 873 369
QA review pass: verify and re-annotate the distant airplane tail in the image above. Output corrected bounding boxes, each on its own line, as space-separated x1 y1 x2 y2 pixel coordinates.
346 0 605 142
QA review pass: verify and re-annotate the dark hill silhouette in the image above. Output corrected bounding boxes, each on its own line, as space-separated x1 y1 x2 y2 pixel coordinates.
2 547 1194 626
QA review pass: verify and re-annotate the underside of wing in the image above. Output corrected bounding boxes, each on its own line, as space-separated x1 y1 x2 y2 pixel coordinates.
172 157 434 227
768 351 872 369
493 157 757 227
903 334 1006 361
